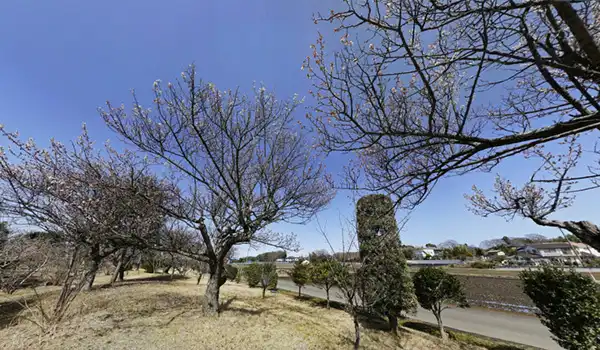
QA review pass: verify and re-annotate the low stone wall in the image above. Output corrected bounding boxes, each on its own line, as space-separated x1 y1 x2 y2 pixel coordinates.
453 275 535 312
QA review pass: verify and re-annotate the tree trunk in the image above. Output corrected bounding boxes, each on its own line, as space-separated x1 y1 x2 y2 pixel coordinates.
435 313 447 340
326 288 330 309
353 314 361 350
203 268 223 315
118 268 125 282
262 286 266 299
298 285 302 297
389 314 399 336
552 2 600 67
83 244 101 291
110 260 123 284
110 249 127 284
533 218 600 252
197 274 203 285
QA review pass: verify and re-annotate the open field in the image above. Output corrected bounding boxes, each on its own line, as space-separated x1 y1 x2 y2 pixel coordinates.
430 267 600 279
0 273 497 350
259 262 600 279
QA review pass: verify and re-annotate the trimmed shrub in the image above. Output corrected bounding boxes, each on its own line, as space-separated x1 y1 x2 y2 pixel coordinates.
520 266 600 350
413 267 468 340
310 260 340 309
224 265 238 281
287 260 311 297
470 261 496 269
267 271 278 290
259 262 278 298
244 263 261 288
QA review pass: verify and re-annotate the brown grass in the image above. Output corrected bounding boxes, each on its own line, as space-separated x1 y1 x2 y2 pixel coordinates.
0 273 484 350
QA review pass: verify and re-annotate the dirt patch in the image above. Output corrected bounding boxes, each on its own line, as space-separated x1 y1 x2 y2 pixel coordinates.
454 276 534 311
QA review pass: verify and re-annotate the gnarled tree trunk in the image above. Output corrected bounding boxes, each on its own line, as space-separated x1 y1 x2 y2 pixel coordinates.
435 312 447 340
203 262 226 315
533 218 600 252
83 244 101 291
110 249 127 284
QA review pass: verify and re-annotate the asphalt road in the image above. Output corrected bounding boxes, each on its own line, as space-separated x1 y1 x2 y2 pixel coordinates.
277 279 561 350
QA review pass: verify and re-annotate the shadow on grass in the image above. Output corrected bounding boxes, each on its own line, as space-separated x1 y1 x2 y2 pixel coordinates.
297 296 346 311
357 311 392 332
402 321 439 336
219 296 267 316
0 289 57 329
97 274 190 290
401 321 528 350
219 296 236 310
0 298 28 329
289 292 392 333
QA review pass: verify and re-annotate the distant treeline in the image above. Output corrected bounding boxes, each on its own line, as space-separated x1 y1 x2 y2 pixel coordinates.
236 250 287 263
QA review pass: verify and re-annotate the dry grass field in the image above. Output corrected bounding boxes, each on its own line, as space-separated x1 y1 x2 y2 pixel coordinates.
0 273 488 350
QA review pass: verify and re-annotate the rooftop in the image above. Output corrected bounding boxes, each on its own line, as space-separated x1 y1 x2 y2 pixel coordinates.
523 242 588 250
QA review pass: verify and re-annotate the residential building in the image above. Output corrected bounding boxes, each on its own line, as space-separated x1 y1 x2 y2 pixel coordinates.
516 242 600 265
284 256 300 263
413 248 443 260
484 249 506 258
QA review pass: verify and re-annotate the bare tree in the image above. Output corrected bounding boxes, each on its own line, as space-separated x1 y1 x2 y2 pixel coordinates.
0 126 168 321
466 137 600 250
0 226 50 294
100 65 334 314
306 0 600 208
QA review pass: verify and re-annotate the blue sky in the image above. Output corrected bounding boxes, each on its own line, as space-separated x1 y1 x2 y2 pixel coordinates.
1 0 597 256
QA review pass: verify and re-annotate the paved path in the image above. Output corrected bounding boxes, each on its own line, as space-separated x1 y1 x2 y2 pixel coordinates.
277 279 560 350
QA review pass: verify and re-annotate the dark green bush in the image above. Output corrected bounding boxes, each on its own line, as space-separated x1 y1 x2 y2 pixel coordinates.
244 263 261 288
470 261 496 269
259 263 278 298
224 265 238 281
520 266 600 350
413 267 467 340
267 271 278 289
287 260 311 297
243 263 277 296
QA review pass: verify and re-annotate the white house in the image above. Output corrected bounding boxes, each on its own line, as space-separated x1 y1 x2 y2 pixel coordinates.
284 256 301 263
516 242 600 264
484 249 506 258
413 248 442 260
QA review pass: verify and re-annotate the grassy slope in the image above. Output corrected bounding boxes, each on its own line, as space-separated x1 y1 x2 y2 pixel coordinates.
0 273 485 350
